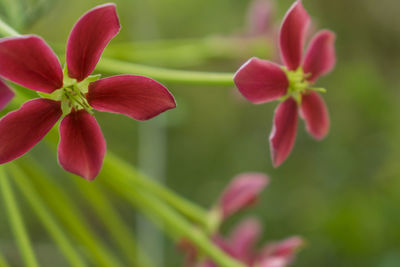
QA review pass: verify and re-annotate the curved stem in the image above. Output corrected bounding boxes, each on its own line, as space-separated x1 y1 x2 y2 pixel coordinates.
70 177 152 267
9 164 87 267
97 57 234 86
19 160 124 267
0 167 39 267
104 153 211 231
101 169 245 267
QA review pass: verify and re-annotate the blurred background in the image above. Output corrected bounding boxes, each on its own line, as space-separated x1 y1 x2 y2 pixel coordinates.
0 0 400 266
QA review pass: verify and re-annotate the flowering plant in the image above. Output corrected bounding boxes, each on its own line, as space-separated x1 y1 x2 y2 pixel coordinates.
0 0 345 266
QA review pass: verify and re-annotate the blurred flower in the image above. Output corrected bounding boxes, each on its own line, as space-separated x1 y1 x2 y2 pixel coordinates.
246 0 275 37
0 3 176 180
0 79 14 111
180 173 303 267
217 173 269 220
185 218 304 267
234 0 336 167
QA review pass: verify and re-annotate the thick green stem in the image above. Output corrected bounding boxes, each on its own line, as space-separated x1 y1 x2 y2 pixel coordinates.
9 164 87 267
104 153 211 231
0 167 39 267
101 171 245 267
97 57 234 86
71 177 152 267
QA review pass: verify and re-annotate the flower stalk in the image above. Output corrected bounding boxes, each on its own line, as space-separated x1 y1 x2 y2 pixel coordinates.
97 57 235 86
8 164 88 267
0 166 39 267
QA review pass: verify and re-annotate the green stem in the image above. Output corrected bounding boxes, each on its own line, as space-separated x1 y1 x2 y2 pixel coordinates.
0 167 39 267
101 172 244 267
97 57 234 86
0 17 235 86
9 164 87 267
0 251 10 267
71 178 152 267
19 160 124 267
105 153 211 231
0 17 19 37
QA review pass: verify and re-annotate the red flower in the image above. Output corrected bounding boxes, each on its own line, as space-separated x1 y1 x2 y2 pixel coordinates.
185 218 304 267
0 79 14 111
0 4 176 180
234 0 336 167
217 173 269 220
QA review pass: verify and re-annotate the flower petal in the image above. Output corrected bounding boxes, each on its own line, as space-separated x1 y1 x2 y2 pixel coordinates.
0 35 63 92
58 110 106 180
300 91 329 140
246 0 275 36
0 79 14 111
279 0 310 70
269 98 298 167
234 58 289 104
229 218 262 261
259 236 304 265
218 173 269 219
0 99 61 164
87 75 176 121
66 4 120 81
303 30 336 82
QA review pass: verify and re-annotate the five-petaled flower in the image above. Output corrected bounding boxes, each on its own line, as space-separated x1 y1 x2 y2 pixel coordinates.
180 173 303 267
0 3 176 180
234 0 336 167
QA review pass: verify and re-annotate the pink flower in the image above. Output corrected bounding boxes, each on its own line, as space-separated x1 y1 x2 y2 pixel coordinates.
246 0 275 37
0 79 14 111
234 0 336 167
0 4 176 180
217 173 269 220
186 218 304 267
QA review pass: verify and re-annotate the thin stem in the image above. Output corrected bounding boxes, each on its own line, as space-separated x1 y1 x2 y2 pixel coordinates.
104 153 211 231
101 172 245 267
19 160 124 267
96 57 234 86
0 167 39 267
0 18 236 86
71 178 152 267
0 251 10 267
0 17 20 37
9 164 87 267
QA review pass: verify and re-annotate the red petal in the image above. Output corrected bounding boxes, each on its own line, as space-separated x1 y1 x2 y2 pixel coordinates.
269 98 298 167
66 4 120 81
246 0 275 36
303 30 336 82
0 79 14 111
0 99 61 164
219 173 269 219
279 0 310 70
259 236 304 266
234 58 289 104
58 110 106 180
300 91 329 140
87 75 176 121
230 218 262 261
0 35 63 93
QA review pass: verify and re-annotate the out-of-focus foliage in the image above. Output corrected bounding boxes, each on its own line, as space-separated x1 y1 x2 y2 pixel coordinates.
0 0 400 266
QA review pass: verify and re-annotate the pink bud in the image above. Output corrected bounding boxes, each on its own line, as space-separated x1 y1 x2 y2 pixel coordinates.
246 0 275 36
259 236 305 266
219 173 269 219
